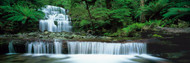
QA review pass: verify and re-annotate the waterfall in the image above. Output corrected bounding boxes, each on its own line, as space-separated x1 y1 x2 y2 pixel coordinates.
27 40 62 54
39 5 72 32
54 40 62 54
8 41 16 53
67 42 147 55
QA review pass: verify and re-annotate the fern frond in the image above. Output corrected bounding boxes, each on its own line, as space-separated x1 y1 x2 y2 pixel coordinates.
1 5 44 24
163 8 190 18
136 0 169 19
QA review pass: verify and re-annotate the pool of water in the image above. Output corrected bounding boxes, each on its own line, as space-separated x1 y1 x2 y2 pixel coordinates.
0 54 168 63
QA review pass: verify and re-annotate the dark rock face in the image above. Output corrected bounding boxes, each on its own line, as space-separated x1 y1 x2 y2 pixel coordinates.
0 40 26 54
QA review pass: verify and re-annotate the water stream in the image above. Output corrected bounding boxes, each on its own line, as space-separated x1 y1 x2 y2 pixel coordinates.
67 42 147 54
8 41 16 54
27 40 62 54
2 40 170 63
39 5 72 32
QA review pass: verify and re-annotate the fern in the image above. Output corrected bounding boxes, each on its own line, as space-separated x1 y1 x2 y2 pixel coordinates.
80 20 90 27
122 19 172 35
1 5 44 24
110 8 131 22
175 1 190 7
136 0 168 19
163 0 190 19
91 8 110 20
163 8 190 19
122 23 146 35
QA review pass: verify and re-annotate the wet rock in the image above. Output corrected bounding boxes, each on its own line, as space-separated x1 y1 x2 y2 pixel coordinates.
44 31 49 34
101 36 112 40
28 32 37 36
39 35 43 38
156 27 190 33
64 35 73 39
1 31 120 41
12 34 19 37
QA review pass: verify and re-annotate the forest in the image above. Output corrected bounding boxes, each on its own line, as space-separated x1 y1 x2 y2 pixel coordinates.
0 0 189 37
0 0 190 63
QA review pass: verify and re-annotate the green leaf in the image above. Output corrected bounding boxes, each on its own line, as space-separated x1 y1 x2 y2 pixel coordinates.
80 20 90 27
163 8 190 18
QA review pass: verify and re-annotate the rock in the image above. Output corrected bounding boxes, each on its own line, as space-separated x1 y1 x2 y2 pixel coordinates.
104 36 112 40
39 35 43 38
18 35 24 38
12 34 19 37
28 32 36 36
156 27 190 33
64 35 74 39
44 31 49 34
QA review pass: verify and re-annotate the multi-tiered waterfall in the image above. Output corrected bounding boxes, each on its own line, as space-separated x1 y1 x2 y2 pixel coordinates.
39 5 72 32
7 41 167 63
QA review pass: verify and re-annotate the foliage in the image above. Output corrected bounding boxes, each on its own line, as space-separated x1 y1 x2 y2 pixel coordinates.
0 0 45 33
122 23 146 36
0 0 189 36
1 5 44 24
163 8 190 19
170 21 189 28
163 0 190 20
122 20 173 36
137 0 168 19
146 20 173 27
153 34 163 38
68 0 134 35
80 20 91 27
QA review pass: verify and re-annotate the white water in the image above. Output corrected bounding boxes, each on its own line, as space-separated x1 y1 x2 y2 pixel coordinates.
67 42 147 55
8 41 16 54
27 40 62 54
22 54 166 63
59 54 167 63
54 40 62 54
22 41 167 63
39 5 72 32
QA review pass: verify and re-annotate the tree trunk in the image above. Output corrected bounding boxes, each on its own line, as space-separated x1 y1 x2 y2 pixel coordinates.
84 0 94 31
84 0 92 19
140 0 146 22
106 0 112 9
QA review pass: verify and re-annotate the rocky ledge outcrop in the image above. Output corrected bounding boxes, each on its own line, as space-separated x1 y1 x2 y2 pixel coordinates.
156 27 190 33
0 31 112 41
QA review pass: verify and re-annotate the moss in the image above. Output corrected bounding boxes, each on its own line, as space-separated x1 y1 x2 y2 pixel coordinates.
153 34 163 38
165 52 183 59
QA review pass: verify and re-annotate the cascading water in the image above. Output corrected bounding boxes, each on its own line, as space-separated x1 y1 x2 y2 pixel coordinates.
6 41 167 63
67 42 147 55
26 40 62 54
54 40 62 54
39 5 72 32
8 41 16 54
27 42 54 54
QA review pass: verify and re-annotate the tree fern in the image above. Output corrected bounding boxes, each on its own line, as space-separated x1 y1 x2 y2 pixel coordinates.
1 5 44 24
163 8 190 19
136 0 168 19
175 1 190 7
163 1 190 19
